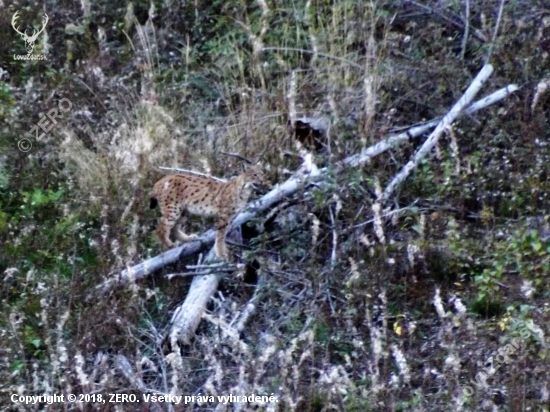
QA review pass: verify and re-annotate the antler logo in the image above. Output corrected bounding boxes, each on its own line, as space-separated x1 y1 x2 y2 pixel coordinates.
12 11 49 55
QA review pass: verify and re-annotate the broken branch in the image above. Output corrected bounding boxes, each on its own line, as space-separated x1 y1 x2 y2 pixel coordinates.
382 64 494 200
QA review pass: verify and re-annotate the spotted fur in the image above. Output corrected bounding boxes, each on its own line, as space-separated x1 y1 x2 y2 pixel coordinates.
150 165 268 260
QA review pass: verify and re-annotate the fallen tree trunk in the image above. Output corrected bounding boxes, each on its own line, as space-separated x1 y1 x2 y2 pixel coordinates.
383 64 494 200
94 73 518 298
167 251 220 346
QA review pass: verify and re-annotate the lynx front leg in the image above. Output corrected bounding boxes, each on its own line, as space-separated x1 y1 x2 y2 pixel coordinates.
175 215 199 242
156 216 177 248
214 222 230 261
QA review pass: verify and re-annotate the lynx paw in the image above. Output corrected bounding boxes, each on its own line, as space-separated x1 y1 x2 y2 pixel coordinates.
175 231 199 242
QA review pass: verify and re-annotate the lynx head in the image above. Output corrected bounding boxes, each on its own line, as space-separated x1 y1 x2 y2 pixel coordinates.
243 164 269 190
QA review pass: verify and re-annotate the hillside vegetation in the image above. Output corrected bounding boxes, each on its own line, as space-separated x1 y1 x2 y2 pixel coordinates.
1 0 549 410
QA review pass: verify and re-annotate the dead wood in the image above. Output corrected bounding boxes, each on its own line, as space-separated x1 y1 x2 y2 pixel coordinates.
94 78 518 298
93 68 518 346
383 64 494 200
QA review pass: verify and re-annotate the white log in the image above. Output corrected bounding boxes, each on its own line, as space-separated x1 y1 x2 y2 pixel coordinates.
168 259 219 346
343 82 518 168
383 64 494 200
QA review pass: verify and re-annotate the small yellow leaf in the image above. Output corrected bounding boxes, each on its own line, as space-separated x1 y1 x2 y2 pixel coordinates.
498 316 510 331
393 322 402 336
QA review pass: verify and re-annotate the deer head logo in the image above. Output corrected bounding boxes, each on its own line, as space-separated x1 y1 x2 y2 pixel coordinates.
12 11 49 55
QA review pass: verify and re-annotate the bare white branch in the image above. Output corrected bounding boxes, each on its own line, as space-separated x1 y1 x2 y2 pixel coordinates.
382 64 494 201
168 249 220 345
158 167 227 182
343 83 519 168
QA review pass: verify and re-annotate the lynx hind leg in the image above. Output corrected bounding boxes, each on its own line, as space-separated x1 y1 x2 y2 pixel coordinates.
175 215 199 242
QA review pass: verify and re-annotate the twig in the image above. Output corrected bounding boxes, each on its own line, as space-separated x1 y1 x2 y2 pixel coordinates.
158 167 227 182
496 281 510 289
305 0 319 62
460 0 470 60
255 141 272 164
382 64 494 201
165 262 235 279
165 273 197 280
219 151 254 164
166 269 233 279
264 200 293 223
185 262 229 270
344 204 418 234
485 0 506 63
72 77 109 111
329 207 338 266
288 70 298 126
115 354 146 391
115 355 169 412
221 113 284 129
233 285 265 335
406 0 487 43
282 150 303 159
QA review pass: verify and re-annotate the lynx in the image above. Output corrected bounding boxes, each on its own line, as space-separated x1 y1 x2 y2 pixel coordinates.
150 165 268 260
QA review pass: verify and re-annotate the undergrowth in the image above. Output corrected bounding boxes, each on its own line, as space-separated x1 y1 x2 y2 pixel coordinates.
1 0 549 410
